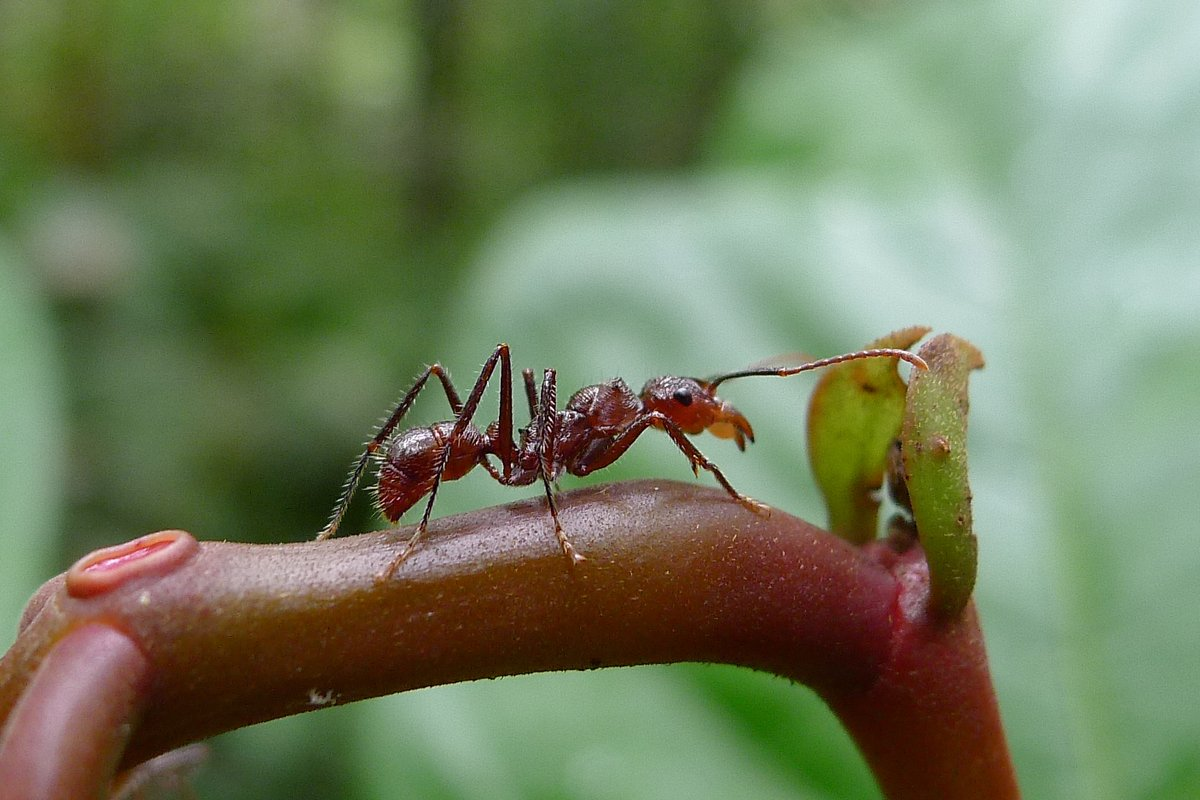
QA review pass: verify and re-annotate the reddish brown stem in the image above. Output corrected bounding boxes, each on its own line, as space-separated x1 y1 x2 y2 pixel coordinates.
0 623 151 800
0 480 1016 798
823 544 1018 798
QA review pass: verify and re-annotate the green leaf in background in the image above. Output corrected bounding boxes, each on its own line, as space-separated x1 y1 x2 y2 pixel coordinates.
807 325 930 543
0 246 63 650
350 671 831 800
4 0 1200 798
442 2 1200 795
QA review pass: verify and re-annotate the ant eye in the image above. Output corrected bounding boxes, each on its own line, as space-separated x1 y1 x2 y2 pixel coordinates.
672 389 693 406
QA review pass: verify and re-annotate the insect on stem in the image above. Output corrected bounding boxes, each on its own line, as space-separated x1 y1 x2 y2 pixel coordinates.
318 343 926 576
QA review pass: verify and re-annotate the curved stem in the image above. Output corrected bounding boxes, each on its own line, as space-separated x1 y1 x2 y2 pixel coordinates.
0 480 1016 798
823 545 1018 798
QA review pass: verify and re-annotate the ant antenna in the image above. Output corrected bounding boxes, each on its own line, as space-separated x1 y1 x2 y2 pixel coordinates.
706 348 928 390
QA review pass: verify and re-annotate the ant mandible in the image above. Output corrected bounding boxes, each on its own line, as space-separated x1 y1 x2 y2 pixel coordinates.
316 344 929 578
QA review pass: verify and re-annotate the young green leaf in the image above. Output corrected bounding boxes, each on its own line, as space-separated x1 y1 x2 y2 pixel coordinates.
900 334 984 619
807 326 930 543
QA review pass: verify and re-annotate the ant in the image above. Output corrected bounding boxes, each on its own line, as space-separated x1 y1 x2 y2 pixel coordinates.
317 344 928 578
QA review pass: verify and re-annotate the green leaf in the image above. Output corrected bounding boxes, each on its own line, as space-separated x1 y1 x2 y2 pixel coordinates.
0 244 63 651
806 325 930 543
899 334 984 619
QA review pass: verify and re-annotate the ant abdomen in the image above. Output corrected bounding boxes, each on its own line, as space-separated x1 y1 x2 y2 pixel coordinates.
376 422 487 521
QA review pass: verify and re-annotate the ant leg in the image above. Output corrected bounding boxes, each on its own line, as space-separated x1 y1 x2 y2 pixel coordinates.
533 369 558 481
521 368 538 418
478 369 538 486
571 413 770 516
317 362 465 541
378 344 513 578
655 420 770 516
472 353 523 484
529 369 584 565
541 476 584 564
429 365 466 415
495 343 517 479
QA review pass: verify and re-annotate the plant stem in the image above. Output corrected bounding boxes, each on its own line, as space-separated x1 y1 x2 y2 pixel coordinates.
0 480 1016 798
0 623 150 800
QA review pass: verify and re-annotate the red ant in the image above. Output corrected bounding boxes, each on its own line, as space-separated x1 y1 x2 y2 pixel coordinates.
316 344 928 578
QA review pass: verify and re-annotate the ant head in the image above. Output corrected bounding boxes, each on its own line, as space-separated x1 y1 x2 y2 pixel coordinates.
639 376 755 450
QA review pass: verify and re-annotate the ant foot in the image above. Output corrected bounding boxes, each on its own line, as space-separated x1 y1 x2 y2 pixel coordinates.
564 542 587 565
739 496 772 517
558 536 587 565
377 541 417 582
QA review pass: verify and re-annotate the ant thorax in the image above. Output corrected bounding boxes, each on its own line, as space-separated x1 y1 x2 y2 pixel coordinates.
564 379 641 433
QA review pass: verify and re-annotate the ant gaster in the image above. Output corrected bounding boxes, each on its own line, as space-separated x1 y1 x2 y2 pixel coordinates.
317 344 929 578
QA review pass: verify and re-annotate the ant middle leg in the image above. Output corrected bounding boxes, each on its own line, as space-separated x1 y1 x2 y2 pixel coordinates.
538 474 585 564
528 368 585 564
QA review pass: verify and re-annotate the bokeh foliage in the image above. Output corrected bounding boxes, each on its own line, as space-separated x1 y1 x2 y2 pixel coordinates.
2 1 1199 798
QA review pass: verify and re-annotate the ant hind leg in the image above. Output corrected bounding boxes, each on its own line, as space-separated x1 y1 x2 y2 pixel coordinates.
318 362 460 542
379 523 428 581
375 343 512 579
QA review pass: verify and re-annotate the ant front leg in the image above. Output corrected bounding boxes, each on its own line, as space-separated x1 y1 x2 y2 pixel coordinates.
570 413 771 517
380 344 514 579
318 362 467 541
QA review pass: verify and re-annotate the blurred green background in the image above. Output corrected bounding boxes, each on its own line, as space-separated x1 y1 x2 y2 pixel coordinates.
2 0 1199 798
